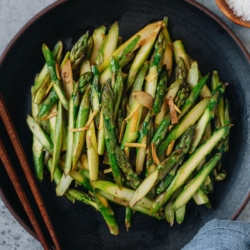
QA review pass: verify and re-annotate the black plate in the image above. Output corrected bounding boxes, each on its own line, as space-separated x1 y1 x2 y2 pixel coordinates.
1 0 250 249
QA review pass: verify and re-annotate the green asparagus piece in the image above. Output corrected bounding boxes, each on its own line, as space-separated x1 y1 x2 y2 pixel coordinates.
157 165 178 194
42 44 69 110
70 32 89 70
68 189 98 210
96 189 164 220
172 40 190 70
37 88 58 118
86 111 99 181
99 35 140 85
94 180 153 209
91 65 101 127
46 158 75 202
102 81 122 186
128 61 149 107
33 41 63 94
144 34 164 99
175 205 186 224
86 36 94 60
33 74 51 105
78 71 93 93
193 188 209 205
95 193 119 235
64 81 80 175
125 26 161 90
136 112 152 174
125 207 133 232
90 25 106 65
31 89 44 181
189 85 224 153
96 22 119 66
26 115 54 154
51 102 63 180
72 86 91 169
152 70 168 115
162 17 173 77
178 74 209 120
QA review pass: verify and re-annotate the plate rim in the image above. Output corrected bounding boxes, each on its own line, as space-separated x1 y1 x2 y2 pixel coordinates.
0 0 249 243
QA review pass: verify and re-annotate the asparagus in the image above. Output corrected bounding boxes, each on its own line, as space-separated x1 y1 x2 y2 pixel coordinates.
125 207 133 232
31 89 44 181
86 111 99 181
96 22 119 65
189 85 224 153
162 17 173 77
72 86 91 169
33 41 63 94
26 115 54 154
90 25 106 65
37 88 58 118
70 32 89 70
51 102 63 180
152 70 168 115
125 24 161 90
64 81 80 175
42 44 69 110
102 81 122 186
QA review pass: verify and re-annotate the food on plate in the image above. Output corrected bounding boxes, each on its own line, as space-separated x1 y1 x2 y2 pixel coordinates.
27 17 231 235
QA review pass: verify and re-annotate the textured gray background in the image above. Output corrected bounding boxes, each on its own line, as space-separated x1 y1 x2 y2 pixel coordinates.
0 0 249 249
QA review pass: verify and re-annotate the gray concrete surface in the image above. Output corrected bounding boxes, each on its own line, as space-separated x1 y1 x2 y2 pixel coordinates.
0 0 249 249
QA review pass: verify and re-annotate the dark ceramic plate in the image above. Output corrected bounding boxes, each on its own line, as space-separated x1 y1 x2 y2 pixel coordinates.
1 0 250 249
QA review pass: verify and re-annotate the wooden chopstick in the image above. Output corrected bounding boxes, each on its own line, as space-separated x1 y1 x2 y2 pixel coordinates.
0 93 61 250
0 140 50 250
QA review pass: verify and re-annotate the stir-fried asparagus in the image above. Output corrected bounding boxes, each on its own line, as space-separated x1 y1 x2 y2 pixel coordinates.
27 19 232 235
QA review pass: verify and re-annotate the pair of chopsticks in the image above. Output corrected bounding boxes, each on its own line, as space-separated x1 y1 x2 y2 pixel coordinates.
0 93 61 250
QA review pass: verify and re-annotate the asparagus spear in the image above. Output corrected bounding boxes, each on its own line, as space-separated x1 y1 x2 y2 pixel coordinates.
86 111 99 181
90 25 106 65
26 115 54 154
152 70 168 115
162 17 173 77
64 81 80 175
189 85 224 153
125 25 161 90
37 88 58 118
96 22 119 65
51 102 63 180
136 112 151 174
42 44 69 110
172 40 190 70
99 35 140 85
125 207 133 232
72 86 91 169
33 41 63 94
96 189 164 219
31 88 44 181
102 81 122 186
70 32 89 70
